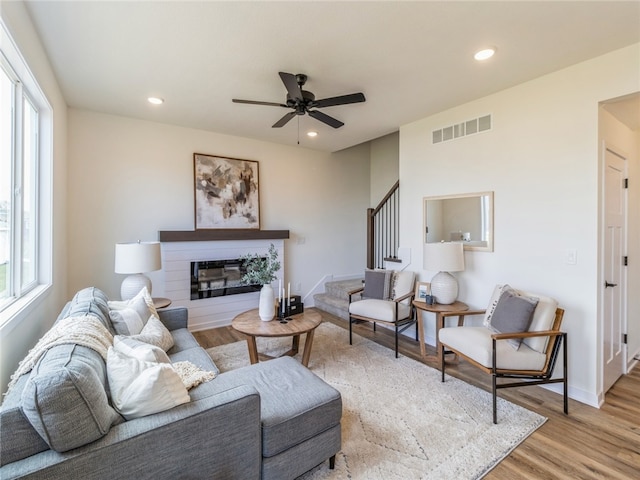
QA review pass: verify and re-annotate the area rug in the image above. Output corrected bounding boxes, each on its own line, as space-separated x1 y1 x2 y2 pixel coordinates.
206 322 546 480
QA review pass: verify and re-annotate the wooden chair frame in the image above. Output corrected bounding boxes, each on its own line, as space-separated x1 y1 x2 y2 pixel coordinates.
348 287 417 358
440 308 567 424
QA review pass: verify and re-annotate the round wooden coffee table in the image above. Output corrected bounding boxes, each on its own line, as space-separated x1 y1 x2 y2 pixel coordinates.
231 309 322 367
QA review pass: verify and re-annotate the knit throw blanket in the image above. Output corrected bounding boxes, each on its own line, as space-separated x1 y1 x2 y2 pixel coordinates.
6 315 113 394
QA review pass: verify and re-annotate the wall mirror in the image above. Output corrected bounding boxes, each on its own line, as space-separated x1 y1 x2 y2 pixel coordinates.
423 191 494 252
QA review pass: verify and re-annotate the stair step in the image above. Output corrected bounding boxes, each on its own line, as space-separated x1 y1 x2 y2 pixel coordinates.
324 278 364 300
314 278 364 321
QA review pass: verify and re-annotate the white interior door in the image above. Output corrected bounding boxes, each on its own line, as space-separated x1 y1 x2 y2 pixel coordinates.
602 145 626 394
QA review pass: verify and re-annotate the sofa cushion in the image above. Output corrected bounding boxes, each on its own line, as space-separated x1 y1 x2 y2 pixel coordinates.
61 287 114 334
0 374 49 466
167 327 201 354
106 347 190 420
108 287 158 335
21 344 123 452
214 356 342 458
169 347 219 375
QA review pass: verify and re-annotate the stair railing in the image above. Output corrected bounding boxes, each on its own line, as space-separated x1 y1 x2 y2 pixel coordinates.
367 180 400 269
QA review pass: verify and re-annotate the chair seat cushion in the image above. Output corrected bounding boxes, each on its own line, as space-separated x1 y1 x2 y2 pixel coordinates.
439 327 547 371
349 299 411 322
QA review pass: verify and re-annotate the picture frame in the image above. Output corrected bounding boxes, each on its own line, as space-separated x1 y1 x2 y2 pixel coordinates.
194 153 260 229
414 282 431 302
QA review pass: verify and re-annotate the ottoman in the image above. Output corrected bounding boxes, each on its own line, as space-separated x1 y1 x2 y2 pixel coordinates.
213 356 342 480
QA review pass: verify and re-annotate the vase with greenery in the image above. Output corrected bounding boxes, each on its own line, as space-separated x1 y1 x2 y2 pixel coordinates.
240 244 280 321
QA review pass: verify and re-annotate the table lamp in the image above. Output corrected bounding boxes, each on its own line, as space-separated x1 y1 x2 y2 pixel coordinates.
115 241 162 300
423 242 465 304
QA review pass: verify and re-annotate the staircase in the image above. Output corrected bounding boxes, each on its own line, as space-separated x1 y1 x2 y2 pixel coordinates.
313 278 363 321
315 182 400 320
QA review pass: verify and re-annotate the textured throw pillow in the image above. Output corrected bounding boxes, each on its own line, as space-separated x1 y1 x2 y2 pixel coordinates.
106 347 190 420
129 315 175 352
113 336 170 363
488 288 539 350
108 287 158 335
483 284 509 327
362 269 391 300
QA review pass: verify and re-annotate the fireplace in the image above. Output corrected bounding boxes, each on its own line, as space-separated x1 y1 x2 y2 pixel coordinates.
157 233 287 331
190 258 262 300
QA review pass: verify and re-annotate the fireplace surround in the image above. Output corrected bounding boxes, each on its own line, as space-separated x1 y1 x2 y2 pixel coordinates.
157 230 289 331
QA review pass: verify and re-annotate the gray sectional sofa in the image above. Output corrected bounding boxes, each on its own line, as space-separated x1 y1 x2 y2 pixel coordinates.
0 287 342 479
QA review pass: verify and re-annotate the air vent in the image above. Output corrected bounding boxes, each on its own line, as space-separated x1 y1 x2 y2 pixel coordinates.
432 114 492 144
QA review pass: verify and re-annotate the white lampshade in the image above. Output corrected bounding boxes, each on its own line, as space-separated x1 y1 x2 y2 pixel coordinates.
423 242 465 304
115 241 162 300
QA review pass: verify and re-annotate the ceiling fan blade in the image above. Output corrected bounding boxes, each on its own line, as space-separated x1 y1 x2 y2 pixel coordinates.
232 99 287 107
308 109 344 128
313 92 366 108
272 111 297 128
279 72 303 101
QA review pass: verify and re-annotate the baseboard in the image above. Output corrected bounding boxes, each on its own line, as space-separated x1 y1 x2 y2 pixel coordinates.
188 316 234 332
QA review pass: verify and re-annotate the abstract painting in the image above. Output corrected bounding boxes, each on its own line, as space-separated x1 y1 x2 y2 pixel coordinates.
194 153 260 229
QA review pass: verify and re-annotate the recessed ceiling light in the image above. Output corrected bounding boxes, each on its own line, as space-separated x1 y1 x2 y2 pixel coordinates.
474 47 496 61
307 131 318 137
147 97 164 105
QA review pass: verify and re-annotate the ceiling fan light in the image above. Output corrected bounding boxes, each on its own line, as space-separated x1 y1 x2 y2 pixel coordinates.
147 96 164 105
474 47 496 61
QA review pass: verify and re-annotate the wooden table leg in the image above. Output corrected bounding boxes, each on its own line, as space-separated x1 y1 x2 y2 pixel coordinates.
435 313 444 364
301 329 316 367
417 310 427 359
246 336 259 365
291 334 300 356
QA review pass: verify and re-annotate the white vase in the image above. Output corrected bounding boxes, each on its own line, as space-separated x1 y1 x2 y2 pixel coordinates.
258 284 275 321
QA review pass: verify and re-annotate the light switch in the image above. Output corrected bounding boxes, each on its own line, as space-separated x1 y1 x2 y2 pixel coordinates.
565 249 577 265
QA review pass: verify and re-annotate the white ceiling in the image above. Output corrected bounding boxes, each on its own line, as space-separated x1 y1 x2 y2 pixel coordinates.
23 1 640 152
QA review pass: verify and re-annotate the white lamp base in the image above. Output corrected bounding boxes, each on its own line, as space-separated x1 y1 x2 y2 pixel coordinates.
120 274 152 300
430 271 458 305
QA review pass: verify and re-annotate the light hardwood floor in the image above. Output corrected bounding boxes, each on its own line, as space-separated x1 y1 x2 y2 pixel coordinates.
194 309 640 479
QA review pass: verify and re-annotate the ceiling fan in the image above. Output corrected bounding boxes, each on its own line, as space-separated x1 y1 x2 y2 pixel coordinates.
232 72 366 129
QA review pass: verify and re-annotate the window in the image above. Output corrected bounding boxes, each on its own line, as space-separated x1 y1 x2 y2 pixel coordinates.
0 19 52 318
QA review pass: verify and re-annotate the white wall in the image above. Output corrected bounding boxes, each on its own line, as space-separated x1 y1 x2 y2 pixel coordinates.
370 132 399 205
0 2 69 392
67 110 370 304
399 44 640 407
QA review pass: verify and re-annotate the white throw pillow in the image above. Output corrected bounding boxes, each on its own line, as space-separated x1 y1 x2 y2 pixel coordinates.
129 315 174 352
113 335 170 363
108 287 158 335
106 347 189 420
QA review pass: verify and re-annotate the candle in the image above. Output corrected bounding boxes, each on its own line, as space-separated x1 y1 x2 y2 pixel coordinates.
287 283 291 308
282 287 286 314
278 279 282 309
